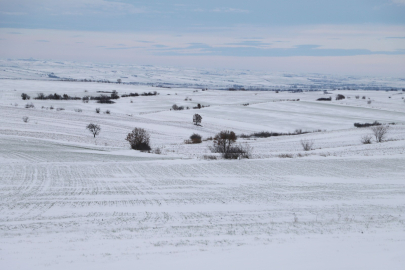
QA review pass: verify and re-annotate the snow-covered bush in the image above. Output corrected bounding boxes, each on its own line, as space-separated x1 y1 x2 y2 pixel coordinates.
126 128 151 151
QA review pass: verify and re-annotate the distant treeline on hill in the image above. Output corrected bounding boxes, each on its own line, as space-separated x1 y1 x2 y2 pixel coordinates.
121 91 158 97
24 90 159 104
34 93 81 100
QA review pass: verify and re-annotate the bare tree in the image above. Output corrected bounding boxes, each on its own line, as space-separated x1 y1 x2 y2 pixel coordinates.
211 130 237 154
371 125 389 143
126 128 151 151
193 114 202 125
300 139 314 151
86 123 101 138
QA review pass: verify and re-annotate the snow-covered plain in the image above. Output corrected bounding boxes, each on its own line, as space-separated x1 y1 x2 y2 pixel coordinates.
1 61 405 269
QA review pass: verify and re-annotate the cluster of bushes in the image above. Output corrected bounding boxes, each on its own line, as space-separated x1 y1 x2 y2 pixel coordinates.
34 93 81 100
361 125 390 144
240 129 321 139
81 90 120 103
172 104 185 110
121 91 158 98
193 103 209 109
21 93 30 100
317 97 332 101
354 121 381 128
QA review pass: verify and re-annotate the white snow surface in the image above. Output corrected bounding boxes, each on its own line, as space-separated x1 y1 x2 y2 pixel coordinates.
1 61 405 269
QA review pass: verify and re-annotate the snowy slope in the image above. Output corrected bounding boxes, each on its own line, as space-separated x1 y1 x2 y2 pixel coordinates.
0 62 405 269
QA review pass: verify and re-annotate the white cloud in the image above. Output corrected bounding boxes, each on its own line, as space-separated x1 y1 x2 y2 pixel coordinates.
211 8 249 13
392 0 405 5
0 0 148 16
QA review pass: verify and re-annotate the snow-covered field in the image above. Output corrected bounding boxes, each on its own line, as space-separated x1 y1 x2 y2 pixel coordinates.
1 61 405 269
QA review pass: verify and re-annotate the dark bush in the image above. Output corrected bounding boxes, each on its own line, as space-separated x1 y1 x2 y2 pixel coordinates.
21 93 30 100
336 94 345 100
110 90 120 99
244 129 315 139
354 121 381 128
317 97 332 101
190 133 202 144
222 144 251 159
126 128 151 151
96 95 115 104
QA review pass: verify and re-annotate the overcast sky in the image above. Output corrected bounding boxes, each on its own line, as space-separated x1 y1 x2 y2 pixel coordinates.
0 0 404 75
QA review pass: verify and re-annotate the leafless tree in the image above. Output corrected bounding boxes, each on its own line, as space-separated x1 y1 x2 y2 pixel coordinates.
193 114 202 125
211 130 237 154
86 123 101 138
300 139 314 151
371 125 389 143
126 128 151 151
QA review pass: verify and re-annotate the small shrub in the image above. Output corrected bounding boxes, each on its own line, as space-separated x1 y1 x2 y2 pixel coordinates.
105 110 110 114
22 116 29 123
300 139 314 151
361 135 372 144
190 133 202 144
203 155 217 160
50 105 54 110
222 144 252 159
56 107 65 111
25 102 35 108
367 100 372 104
95 108 100 113
336 94 345 100
153 148 162 154
74 108 82 113
278 154 294 158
